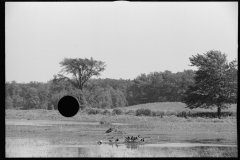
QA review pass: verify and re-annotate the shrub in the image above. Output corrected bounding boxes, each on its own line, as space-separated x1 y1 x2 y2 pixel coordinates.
187 111 237 118
47 104 54 110
144 109 152 116
159 111 164 118
125 110 135 115
136 108 144 116
152 111 156 117
112 108 123 115
136 108 152 116
102 109 111 115
154 110 164 117
182 111 187 118
165 111 176 116
176 111 183 117
87 108 102 115
230 112 236 117
91 109 97 115
152 110 161 117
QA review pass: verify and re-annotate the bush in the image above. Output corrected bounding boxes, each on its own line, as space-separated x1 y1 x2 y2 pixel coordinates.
159 111 164 118
47 104 54 110
112 108 123 115
87 108 102 115
165 111 176 116
176 111 187 118
136 108 152 116
186 111 237 118
102 109 111 115
230 112 236 117
152 111 156 116
125 110 135 115
152 110 163 117
136 108 144 116
176 111 182 117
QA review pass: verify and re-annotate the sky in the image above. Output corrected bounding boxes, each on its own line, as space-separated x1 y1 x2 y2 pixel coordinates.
6 2 238 83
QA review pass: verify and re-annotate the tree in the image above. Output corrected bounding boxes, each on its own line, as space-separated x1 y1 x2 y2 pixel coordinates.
6 96 13 109
89 87 113 109
12 95 24 109
181 50 237 119
50 89 68 110
24 87 40 109
53 57 106 108
54 57 106 91
109 87 127 108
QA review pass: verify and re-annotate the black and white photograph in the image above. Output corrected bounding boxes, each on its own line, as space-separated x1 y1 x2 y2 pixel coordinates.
5 1 237 157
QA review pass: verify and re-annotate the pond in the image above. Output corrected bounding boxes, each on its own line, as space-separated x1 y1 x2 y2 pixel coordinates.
6 138 237 157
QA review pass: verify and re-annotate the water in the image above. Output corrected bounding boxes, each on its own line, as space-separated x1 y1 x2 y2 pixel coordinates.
6 138 237 157
5 119 130 126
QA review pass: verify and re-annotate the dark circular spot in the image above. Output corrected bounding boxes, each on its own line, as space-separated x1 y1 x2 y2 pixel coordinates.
58 95 80 117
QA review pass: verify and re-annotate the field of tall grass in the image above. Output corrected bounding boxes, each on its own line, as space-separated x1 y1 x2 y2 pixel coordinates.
6 102 237 123
84 102 237 118
122 102 237 112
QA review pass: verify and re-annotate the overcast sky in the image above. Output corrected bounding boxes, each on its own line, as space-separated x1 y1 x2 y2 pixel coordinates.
6 2 238 83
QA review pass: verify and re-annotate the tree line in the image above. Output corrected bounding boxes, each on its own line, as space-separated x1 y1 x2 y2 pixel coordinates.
5 70 195 110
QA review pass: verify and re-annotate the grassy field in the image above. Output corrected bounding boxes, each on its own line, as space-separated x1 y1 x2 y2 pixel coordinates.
122 102 237 112
5 102 237 121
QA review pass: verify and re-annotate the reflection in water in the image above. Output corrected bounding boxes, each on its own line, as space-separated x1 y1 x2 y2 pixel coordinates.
125 143 140 150
6 138 237 157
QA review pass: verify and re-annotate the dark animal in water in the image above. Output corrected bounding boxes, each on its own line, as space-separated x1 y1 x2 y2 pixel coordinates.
115 138 119 142
97 140 102 144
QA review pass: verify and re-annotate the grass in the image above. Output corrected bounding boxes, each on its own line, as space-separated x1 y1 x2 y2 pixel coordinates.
123 102 237 112
5 101 237 122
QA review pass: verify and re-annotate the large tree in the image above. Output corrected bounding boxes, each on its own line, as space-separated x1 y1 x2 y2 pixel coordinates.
181 50 237 118
53 57 106 108
54 57 106 91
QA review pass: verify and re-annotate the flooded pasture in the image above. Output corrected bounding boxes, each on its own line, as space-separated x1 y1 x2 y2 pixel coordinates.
6 137 237 157
6 119 237 157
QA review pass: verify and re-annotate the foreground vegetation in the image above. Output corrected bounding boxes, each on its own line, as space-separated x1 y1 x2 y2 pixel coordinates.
6 102 237 157
6 102 237 123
